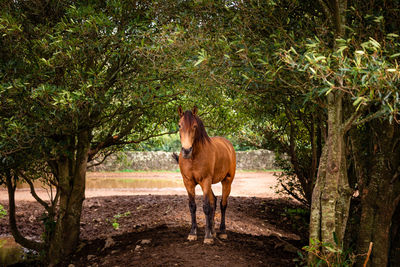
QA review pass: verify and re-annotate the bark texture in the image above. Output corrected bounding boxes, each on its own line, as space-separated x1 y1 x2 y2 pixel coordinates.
309 92 352 251
309 2 352 263
47 131 90 265
352 121 400 267
390 203 400 266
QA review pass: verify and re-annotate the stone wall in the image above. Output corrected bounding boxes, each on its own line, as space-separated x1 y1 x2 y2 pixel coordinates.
235 150 276 170
89 149 276 171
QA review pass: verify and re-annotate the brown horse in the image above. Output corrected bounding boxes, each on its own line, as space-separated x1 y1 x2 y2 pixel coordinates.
177 106 236 244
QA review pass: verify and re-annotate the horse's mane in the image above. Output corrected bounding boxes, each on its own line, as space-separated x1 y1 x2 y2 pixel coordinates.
183 110 211 145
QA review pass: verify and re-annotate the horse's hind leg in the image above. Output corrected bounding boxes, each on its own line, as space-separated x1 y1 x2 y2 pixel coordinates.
211 190 217 238
219 177 233 239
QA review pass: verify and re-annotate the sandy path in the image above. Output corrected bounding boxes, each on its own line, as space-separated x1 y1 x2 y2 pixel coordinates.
0 171 281 202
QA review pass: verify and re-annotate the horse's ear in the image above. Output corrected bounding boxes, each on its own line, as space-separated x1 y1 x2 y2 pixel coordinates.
178 105 184 117
192 106 198 116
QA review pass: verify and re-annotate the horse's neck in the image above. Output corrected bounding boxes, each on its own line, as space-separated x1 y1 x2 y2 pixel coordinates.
192 140 211 159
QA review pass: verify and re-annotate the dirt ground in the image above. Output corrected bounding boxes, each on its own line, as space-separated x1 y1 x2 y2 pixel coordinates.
0 172 309 266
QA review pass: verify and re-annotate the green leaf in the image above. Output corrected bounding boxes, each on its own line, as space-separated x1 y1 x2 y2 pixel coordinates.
194 58 205 67
112 222 119 230
257 58 268 65
242 73 250 80
353 97 363 106
325 87 333 96
387 33 399 38
373 16 384 23
314 56 326 62
337 45 348 54
369 37 381 48
325 245 337 253
289 46 298 55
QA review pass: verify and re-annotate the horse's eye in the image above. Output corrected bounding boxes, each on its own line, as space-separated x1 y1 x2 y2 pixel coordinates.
178 125 181 129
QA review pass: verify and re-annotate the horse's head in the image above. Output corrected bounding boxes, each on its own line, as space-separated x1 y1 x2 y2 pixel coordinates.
178 106 199 159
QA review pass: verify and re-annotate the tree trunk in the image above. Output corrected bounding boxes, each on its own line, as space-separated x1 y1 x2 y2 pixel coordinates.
309 1 349 261
390 202 400 267
5 171 45 252
354 122 400 267
47 131 90 265
309 92 352 259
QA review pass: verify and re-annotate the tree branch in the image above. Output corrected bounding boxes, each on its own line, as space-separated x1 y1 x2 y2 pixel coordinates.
114 130 178 145
317 0 334 27
343 103 372 133
52 189 60 209
17 171 51 213
87 151 113 168
353 110 385 127
391 166 400 184
281 183 309 206
6 171 44 251
88 112 143 160
284 105 310 195
343 108 363 133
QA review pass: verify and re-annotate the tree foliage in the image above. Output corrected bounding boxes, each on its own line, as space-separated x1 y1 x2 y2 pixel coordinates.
0 0 234 263
189 1 400 265
1 0 400 265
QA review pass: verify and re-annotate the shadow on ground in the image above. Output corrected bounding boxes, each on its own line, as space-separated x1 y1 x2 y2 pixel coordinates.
0 195 309 266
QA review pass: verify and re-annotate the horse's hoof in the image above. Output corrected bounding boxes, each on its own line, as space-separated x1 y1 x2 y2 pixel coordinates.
204 238 214 245
219 233 228 240
187 234 197 241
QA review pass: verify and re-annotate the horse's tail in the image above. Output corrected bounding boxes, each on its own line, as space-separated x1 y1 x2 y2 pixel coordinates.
172 152 179 164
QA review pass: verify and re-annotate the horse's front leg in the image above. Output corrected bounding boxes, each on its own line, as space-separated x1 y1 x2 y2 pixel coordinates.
201 180 215 244
184 179 197 241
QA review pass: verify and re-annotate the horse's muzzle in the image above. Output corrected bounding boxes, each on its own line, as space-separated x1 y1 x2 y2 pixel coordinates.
182 147 193 159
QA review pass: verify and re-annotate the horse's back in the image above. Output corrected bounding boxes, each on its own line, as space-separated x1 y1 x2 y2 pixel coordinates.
210 137 236 183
